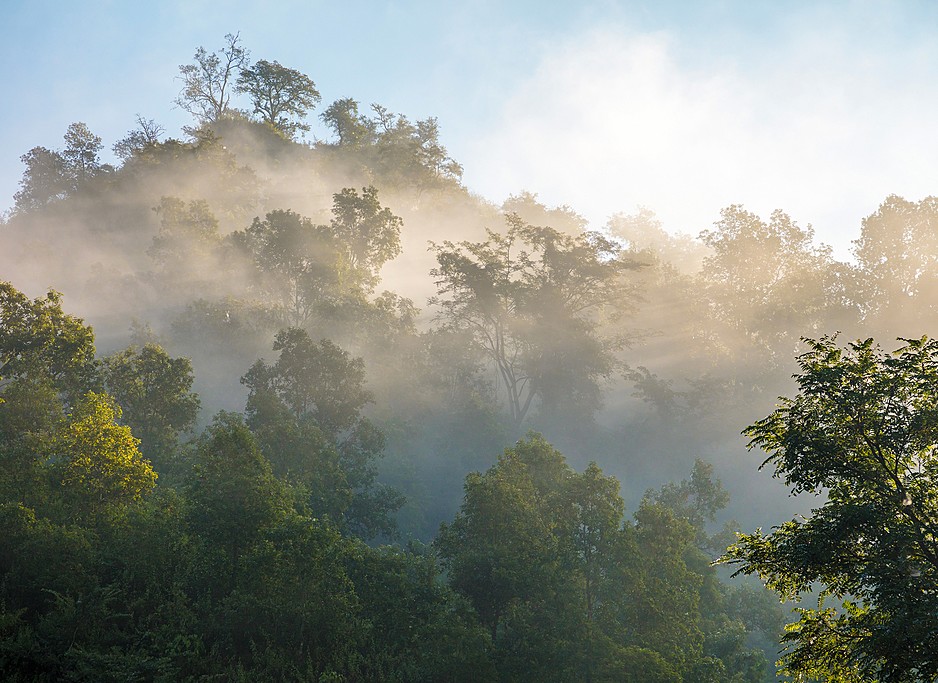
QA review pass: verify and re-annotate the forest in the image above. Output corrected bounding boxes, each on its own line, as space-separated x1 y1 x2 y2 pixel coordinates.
2 33 937 682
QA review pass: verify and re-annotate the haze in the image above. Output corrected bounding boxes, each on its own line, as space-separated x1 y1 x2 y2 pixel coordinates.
6 1 938 258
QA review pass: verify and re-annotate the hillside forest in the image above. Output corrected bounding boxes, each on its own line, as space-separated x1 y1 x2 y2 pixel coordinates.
2 34 937 682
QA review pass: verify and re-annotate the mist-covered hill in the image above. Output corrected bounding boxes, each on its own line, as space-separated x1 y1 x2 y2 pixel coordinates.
4 33 938 681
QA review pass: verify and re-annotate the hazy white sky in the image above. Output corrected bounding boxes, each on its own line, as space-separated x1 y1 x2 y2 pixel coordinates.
4 0 938 258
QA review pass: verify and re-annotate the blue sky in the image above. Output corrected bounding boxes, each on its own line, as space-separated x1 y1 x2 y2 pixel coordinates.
4 0 938 257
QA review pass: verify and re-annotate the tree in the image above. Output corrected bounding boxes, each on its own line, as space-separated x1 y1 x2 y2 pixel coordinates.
234 208 341 326
853 194 938 331
101 343 200 466
186 412 287 562
436 434 577 679
176 33 250 123
242 329 402 537
328 186 402 292
148 196 221 273
53 392 157 519
698 206 855 367
13 146 69 212
12 123 109 212
234 189 401 326
61 122 105 189
236 59 320 138
723 335 938 682
0 282 98 403
649 458 735 550
112 115 164 161
368 105 464 184
243 328 371 434
321 98 375 146
430 215 636 428
436 434 756 681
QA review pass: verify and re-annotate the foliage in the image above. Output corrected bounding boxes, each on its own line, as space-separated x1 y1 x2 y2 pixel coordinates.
112 115 164 161
186 412 288 560
242 328 402 537
430 215 637 427
328 185 403 292
853 194 938 328
13 122 109 212
724 335 938 682
698 206 853 367
176 33 250 123
53 392 157 519
319 98 463 184
61 122 105 189
233 186 401 326
0 281 98 403
438 434 766 681
148 196 221 267
101 342 200 466
234 208 340 326
321 97 375 147
236 59 320 138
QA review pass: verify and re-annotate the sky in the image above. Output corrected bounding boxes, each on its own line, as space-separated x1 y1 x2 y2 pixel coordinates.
4 0 938 258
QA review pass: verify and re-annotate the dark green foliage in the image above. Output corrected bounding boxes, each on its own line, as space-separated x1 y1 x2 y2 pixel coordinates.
724 335 938 682
0 282 98 404
102 343 200 468
438 434 768 682
186 412 288 560
243 328 402 538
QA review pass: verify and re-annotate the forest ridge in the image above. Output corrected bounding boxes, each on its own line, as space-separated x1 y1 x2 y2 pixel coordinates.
1 34 937 682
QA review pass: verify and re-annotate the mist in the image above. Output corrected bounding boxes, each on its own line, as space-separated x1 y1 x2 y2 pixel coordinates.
4 85 929 536
4 22 938 681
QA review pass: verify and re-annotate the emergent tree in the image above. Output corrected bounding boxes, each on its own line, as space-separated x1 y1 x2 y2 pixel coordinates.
430 215 637 428
236 59 320 138
176 33 250 123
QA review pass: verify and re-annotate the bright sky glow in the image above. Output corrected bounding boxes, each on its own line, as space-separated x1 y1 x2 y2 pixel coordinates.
4 0 938 259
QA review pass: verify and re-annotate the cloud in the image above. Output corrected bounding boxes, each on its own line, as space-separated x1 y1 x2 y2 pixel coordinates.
461 21 938 259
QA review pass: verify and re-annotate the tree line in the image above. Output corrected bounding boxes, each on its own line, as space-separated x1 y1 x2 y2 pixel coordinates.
4 32 938 681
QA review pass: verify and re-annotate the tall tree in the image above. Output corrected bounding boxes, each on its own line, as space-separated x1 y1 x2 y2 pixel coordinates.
12 146 69 212
328 186 402 292
430 215 636 428
176 33 250 123
321 97 375 146
723 335 938 682
242 328 401 537
0 282 98 403
234 208 341 326
101 343 200 466
186 412 287 563
61 122 104 189
236 59 320 138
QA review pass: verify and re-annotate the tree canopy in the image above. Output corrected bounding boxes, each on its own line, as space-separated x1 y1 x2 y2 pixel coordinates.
430 215 637 428
724 335 938 682
236 59 320 138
